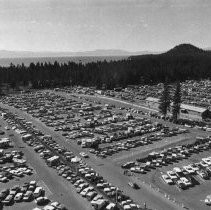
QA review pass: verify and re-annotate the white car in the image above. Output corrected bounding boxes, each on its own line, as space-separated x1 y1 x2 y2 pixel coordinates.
161 174 173 185
205 195 211 205
200 161 209 168
173 167 183 176
180 177 192 187
33 186 44 198
189 164 199 172
80 187 94 197
167 171 177 180
202 158 211 166
206 128 211 132
183 165 195 174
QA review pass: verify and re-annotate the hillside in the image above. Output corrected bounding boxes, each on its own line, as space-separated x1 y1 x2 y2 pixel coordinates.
164 43 205 55
130 44 211 60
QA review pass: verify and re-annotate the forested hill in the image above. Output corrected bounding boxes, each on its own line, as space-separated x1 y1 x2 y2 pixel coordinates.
0 44 211 89
127 43 211 83
164 44 206 55
130 44 211 59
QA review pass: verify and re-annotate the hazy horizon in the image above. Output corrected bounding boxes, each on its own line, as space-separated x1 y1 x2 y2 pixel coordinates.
0 0 211 52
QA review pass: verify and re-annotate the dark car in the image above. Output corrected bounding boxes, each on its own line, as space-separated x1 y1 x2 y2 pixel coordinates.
0 130 5 135
128 182 140 189
0 189 9 201
2 194 14 206
35 196 49 205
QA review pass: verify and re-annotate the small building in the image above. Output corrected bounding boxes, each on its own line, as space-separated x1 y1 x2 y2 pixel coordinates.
145 97 211 121
180 104 211 121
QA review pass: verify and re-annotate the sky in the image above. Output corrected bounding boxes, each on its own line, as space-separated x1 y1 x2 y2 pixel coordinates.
0 0 211 52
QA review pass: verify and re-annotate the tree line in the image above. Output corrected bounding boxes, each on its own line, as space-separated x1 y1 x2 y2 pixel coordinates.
0 52 211 90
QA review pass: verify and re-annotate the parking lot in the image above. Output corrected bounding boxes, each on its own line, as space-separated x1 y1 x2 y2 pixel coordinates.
122 136 211 210
0 106 144 210
0 85 210 210
0 118 91 210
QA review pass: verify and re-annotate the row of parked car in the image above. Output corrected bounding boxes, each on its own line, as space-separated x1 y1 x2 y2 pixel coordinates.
122 136 211 174
89 80 211 111
0 135 33 183
63 84 211 130
0 180 67 210
91 126 187 158
1 108 143 210
1 91 170 150
0 164 33 183
149 111 211 131
162 156 211 190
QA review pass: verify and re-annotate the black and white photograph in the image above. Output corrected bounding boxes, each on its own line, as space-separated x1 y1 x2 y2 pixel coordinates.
0 0 211 210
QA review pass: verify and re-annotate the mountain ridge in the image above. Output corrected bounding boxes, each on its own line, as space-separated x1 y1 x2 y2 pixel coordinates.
129 44 211 60
0 49 160 59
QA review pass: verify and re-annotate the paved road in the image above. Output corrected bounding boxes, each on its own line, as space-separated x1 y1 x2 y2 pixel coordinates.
78 93 159 113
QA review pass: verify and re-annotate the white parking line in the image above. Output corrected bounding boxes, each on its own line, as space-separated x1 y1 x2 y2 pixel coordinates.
159 177 165 184
196 175 206 183
38 180 52 196
175 185 182 192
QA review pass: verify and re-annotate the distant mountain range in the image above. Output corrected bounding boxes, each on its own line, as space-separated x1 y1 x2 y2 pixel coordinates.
0 49 160 59
0 43 211 67
205 47 211 51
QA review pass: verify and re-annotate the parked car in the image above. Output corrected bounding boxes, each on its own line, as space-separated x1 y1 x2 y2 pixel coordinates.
35 196 50 205
23 191 33 202
161 174 173 185
128 182 140 189
14 193 23 202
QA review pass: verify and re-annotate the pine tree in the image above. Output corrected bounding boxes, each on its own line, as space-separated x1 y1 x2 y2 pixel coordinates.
0 81 2 96
172 82 181 122
159 80 171 119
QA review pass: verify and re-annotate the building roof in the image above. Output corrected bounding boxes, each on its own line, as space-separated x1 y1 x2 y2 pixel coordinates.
180 104 207 113
146 97 208 113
